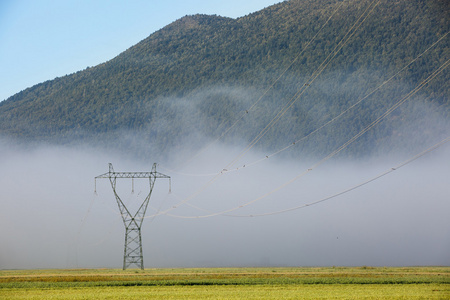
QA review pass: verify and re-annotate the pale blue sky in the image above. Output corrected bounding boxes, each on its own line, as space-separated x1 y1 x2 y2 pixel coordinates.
0 0 282 101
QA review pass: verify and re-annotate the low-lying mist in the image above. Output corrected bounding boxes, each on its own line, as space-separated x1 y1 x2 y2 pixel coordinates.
1 134 449 269
1 71 449 269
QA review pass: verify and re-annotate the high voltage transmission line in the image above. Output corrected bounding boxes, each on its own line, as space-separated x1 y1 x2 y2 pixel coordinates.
157 0 383 207
88 0 448 263
153 0 447 217
163 136 450 219
152 56 449 220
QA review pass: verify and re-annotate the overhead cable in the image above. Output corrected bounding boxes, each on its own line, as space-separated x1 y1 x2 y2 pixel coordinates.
154 58 449 219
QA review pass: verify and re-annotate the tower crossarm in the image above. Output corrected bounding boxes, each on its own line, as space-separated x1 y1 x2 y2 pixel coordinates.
95 162 170 180
95 171 170 179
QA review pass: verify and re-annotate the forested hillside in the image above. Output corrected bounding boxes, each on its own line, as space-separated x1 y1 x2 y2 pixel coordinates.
1 0 448 160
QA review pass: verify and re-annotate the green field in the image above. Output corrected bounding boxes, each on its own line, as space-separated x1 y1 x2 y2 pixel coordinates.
1 267 449 299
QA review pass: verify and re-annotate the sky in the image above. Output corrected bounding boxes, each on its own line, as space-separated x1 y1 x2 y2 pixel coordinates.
0 0 282 102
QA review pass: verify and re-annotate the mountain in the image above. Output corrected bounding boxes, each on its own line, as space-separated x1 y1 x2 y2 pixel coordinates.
0 0 449 160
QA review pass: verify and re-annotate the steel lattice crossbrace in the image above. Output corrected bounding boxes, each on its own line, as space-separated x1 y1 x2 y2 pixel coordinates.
96 171 170 179
95 163 171 180
95 163 170 270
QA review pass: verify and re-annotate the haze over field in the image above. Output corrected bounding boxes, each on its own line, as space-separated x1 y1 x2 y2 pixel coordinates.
0 137 449 269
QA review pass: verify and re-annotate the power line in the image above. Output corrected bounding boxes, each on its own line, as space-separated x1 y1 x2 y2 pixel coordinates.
228 136 450 217
214 31 449 173
155 58 449 219
178 0 346 168
225 0 382 170
166 136 450 219
160 31 449 179
148 1 448 220
150 0 383 216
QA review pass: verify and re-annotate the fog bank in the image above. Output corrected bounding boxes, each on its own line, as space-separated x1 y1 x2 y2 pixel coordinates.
0 139 449 269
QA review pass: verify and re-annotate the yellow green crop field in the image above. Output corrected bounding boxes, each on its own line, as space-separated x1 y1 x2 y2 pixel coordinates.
1 267 449 299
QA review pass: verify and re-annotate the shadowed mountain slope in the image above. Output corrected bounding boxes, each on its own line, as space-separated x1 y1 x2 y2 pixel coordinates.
1 0 448 160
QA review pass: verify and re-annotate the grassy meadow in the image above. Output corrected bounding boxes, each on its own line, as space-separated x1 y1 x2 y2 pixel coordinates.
1 267 448 299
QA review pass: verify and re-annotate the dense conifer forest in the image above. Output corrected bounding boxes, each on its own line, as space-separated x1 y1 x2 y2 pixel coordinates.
1 0 448 160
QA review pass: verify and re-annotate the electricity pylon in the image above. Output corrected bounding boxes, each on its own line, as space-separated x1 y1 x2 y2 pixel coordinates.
95 163 170 270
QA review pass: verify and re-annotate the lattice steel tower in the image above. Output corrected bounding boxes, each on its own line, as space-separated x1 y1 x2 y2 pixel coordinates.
95 163 170 270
